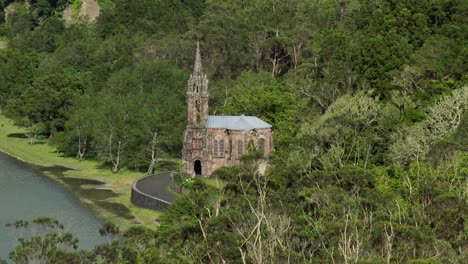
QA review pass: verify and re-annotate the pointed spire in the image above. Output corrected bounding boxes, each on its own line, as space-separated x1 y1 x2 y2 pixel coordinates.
193 41 203 75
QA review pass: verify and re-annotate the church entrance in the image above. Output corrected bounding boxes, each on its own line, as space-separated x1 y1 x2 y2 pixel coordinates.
194 160 202 176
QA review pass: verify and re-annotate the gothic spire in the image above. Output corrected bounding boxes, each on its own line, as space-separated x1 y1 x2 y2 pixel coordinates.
187 41 208 96
186 41 209 127
193 41 203 75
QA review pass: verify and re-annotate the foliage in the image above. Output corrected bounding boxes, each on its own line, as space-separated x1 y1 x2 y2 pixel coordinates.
71 0 83 16
172 172 196 190
6 217 80 264
1 0 467 263
98 0 114 11
221 70 302 145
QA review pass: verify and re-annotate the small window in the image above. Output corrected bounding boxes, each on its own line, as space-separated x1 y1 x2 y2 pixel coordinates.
213 140 218 157
258 138 265 154
237 140 244 158
219 139 225 157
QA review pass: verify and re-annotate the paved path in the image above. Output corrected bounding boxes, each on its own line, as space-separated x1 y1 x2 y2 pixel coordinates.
134 172 177 203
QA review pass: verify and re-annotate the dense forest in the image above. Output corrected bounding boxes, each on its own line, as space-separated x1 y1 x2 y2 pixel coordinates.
0 0 466 263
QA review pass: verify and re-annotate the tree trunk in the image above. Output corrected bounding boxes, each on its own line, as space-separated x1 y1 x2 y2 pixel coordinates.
292 43 302 69
28 125 35 145
147 131 158 175
112 140 122 173
77 132 87 161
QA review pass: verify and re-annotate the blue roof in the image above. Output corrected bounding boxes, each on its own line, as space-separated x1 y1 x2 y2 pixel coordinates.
207 115 272 130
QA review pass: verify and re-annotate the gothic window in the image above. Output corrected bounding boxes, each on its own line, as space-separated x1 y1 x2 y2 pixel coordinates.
258 138 265 155
228 140 232 160
219 139 225 157
213 140 218 157
195 100 201 123
237 140 244 158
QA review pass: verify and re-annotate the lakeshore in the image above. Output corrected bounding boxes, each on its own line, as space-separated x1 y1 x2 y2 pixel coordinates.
0 151 106 258
0 114 165 230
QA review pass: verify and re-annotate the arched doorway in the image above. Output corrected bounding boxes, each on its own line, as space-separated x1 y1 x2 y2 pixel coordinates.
194 160 202 176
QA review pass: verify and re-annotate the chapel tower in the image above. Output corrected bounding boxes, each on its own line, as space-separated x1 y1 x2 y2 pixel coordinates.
186 42 209 128
183 42 209 176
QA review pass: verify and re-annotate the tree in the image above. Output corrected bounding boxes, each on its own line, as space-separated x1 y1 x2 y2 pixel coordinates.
62 95 96 160
294 91 381 171
139 88 185 174
0 49 38 111
222 70 301 145
225 169 295 264
93 91 140 173
5 85 57 144
102 62 186 173
389 86 468 165
7 217 80 264
427 86 468 141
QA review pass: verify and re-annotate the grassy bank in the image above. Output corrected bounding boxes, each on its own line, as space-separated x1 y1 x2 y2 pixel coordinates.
0 114 169 230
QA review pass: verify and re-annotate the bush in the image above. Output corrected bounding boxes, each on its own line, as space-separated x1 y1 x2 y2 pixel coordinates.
181 177 194 189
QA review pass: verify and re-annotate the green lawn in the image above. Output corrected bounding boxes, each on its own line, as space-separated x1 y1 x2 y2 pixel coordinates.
0 115 168 230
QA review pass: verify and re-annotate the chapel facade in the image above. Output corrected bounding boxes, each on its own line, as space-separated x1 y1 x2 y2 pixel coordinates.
183 43 274 177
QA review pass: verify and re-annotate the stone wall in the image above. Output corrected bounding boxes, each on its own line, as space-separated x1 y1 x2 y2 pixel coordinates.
131 173 172 211
204 128 274 175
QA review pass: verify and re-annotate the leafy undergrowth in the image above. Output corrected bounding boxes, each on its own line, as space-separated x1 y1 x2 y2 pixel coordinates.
0 114 165 230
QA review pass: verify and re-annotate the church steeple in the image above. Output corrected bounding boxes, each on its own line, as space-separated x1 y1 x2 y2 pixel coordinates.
193 41 203 75
187 42 209 127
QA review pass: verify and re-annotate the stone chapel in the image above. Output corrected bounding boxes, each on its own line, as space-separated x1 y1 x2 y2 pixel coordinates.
183 43 274 177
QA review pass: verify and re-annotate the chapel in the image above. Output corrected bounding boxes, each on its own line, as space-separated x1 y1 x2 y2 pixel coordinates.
183 43 274 177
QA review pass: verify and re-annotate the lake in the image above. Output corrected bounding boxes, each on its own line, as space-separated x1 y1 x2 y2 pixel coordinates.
0 152 106 259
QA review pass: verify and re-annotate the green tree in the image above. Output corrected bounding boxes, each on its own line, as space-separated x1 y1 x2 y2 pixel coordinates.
58 94 96 160
93 91 140 173
7 217 80 264
222 70 301 145
101 62 186 172
0 49 38 110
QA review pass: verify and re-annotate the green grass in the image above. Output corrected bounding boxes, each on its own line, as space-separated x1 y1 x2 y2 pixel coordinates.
0 115 167 230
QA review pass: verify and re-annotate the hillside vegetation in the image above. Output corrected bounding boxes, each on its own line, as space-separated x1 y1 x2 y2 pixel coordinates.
0 0 466 263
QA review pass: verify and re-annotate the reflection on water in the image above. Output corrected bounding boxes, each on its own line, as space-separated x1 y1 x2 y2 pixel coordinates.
37 165 135 220
0 152 108 259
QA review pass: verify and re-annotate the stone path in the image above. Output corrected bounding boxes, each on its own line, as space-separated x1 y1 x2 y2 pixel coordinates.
134 172 177 203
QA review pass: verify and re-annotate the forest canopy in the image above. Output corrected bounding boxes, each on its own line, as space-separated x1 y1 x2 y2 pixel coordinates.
0 0 466 263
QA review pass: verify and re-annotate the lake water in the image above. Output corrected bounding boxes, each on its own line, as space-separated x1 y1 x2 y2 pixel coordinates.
0 152 106 259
